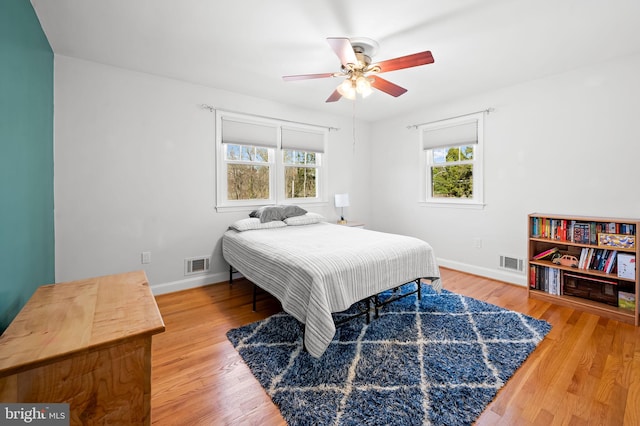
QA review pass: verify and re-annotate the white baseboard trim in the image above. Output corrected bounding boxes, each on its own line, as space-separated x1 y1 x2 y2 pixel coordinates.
150 259 526 295
150 271 240 295
437 258 527 287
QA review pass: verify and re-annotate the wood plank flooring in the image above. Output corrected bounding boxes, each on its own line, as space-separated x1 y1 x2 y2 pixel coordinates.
151 268 640 425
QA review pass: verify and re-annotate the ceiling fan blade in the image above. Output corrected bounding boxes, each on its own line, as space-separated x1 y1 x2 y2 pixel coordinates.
327 37 357 67
283 72 335 81
373 51 434 73
371 77 408 97
325 89 342 103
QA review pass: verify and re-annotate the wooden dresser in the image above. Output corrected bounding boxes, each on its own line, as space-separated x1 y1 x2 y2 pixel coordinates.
0 271 165 425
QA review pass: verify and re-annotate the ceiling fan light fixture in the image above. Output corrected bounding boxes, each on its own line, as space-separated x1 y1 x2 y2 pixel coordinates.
355 76 373 98
283 37 434 103
359 85 373 98
337 79 356 100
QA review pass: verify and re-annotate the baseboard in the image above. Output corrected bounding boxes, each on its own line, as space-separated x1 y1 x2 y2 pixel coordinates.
151 259 526 295
437 258 527 287
150 271 241 295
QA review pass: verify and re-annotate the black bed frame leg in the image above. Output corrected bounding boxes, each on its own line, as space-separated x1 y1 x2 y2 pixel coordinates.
229 265 233 285
417 279 422 299
252 284 257 312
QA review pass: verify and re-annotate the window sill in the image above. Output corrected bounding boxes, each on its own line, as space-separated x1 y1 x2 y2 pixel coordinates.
418 200 485 210
216 200 327 213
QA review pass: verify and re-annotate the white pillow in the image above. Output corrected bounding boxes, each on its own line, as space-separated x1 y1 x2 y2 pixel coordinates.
283 212 325 226
229 218 287 232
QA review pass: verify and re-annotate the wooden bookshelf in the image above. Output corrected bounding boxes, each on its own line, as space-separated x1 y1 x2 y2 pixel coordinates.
528 213 639 326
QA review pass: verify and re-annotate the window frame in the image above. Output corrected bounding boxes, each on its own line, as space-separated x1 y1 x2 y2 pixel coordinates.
281 149 320 200
215 111 328 212
223 143 274 205
418 112 485 209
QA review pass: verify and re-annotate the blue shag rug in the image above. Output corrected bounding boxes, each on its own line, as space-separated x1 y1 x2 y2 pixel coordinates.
226 284 551 425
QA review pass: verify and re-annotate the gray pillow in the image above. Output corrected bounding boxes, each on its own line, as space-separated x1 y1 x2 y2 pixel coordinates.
249 206 286 223
249 205 307 222
282 205 307 219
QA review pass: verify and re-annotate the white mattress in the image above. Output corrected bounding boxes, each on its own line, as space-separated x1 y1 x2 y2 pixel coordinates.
222 222 441 357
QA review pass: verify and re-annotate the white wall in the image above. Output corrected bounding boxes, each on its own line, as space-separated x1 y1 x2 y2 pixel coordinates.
370 52 640 285
54 56 371 293
55 52 640 293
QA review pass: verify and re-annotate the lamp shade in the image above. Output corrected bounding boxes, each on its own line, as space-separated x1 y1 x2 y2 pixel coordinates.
334 193 350 208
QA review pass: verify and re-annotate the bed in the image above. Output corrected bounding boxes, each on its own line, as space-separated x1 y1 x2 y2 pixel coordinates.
222 213 441 358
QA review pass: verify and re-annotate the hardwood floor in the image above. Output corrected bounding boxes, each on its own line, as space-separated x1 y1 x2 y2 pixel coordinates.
151 268 640 425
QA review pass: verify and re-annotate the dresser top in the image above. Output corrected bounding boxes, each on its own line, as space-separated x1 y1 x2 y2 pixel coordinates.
0 270 165 376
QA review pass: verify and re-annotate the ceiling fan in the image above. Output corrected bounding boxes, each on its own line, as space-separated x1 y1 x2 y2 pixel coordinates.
282 37 434 103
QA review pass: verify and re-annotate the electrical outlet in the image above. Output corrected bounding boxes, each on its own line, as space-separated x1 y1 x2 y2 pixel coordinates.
141 252 151 264
473 238 482 249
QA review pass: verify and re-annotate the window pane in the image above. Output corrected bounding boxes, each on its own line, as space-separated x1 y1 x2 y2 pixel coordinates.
431 164 473 198
226 144 269 163
283 149 317 165
445 147 463 163
306 152 316 165
225 144 241 161
460 145 474 160
433 148 448 164
241 146 257 161
255 147 269 162
227 164 270 200
433 145 474 164
285 166 317 198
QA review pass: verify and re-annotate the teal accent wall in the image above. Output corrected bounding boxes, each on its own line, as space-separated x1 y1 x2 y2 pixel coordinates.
0 0 54 332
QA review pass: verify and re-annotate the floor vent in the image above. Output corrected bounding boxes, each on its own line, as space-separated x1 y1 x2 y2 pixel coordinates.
499 255 525 273
184 256 211 276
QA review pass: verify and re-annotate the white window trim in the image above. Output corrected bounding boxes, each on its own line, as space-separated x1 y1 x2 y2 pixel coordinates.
215 111 328 212
418 112 485 209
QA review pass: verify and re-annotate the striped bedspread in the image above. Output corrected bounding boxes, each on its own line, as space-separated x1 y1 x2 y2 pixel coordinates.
222 222 441 358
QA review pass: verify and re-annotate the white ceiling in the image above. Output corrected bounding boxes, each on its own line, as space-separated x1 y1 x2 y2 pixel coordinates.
31 0 640 122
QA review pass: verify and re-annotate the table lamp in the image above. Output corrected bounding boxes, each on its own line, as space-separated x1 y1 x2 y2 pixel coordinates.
334 193 350 224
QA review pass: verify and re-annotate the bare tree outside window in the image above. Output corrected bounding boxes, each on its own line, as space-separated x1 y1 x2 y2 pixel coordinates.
225 144 270 200
284 150 318 199
216 113 327 209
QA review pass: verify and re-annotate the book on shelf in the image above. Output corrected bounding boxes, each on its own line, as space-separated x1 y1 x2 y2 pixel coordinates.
618 291 636 311
605 251 617 274
572 222 592 244
529 265 536 288
598 250 611 271
617 253 636 279
586 248 595 269
571 248 619 273
531 216 636 243
531 265 561 295
533 247 559 260
591 249 604 270
550 268 560 295
578 248 589 269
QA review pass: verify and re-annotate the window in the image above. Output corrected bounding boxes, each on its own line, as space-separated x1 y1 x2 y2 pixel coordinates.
419 113 484 207
283 150 317 198
225 144 271 201
281 126 323 200
216 112 327 211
